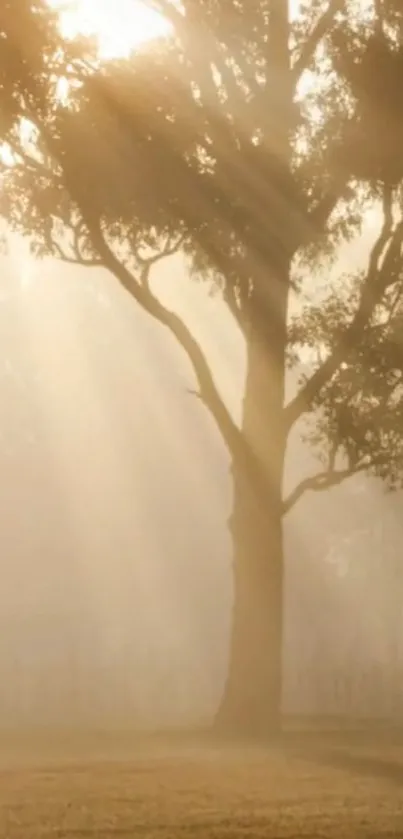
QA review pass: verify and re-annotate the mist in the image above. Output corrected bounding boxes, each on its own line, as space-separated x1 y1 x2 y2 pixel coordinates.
0 235 402 730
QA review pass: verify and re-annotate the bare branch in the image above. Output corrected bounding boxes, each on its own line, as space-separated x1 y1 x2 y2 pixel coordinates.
52 245 102 268
45 224 103 267
138 234 186 269
283 457 377 514
223 283 244 330
137 233 185 289
83 216 244 457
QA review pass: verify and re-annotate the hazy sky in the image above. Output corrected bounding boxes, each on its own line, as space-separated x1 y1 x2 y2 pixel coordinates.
0 243 238 723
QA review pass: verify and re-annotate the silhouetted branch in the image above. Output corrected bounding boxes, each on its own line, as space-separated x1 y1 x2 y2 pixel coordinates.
284 185 397 432
44 220 103 266
138 234 185 269
223 282 244 330
150 0 246 146
283 467 358 513
306 180 351 238
50 239 102 267
137 234 186 289
292 0 345 86
82 216 245 458
25 115 250 469
385 282 403 325
283 455 385 514
0 138 42 174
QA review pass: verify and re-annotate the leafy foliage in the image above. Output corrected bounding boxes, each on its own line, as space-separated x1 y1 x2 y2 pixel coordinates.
289 222 403 489
1 1 351 299
2 0 403 507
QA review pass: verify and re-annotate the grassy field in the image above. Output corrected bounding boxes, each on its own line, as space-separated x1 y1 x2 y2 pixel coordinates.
0 730 402 837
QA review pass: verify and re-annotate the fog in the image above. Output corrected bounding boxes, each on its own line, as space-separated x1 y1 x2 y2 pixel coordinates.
0 233 402 729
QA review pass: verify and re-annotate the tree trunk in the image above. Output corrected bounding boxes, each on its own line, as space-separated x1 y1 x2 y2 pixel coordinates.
216 266 289 737
214 0 292 736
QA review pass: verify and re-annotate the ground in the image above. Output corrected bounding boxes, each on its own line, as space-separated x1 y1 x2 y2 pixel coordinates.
0 730 403 837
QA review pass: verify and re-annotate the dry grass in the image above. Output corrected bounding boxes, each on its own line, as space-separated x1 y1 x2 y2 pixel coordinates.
0 731 402 837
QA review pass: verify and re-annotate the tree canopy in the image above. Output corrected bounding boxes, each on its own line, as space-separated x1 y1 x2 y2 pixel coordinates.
1 0 402 508
3 0 403 733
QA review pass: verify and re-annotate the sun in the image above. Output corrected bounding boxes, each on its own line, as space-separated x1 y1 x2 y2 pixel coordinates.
53 0 169 58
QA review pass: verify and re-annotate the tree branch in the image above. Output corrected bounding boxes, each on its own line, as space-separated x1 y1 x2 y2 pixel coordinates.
284 186 398 432
81 216 246 458
306 178 351 238
30 116 254 476
138 234 185 271
283 456 379 514
291 0 344 87
223 282 244 331
45 219 104 267
50 240 102 267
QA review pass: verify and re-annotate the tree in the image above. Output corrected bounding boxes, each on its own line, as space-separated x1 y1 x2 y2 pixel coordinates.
2 0 403 735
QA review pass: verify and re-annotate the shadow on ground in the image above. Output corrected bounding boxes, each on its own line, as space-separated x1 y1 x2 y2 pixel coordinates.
284 724 403 787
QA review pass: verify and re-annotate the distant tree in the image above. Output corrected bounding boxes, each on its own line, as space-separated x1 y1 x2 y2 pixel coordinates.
2 0 403 734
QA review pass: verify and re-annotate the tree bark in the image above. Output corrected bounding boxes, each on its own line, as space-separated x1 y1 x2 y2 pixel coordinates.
215 263 289 737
